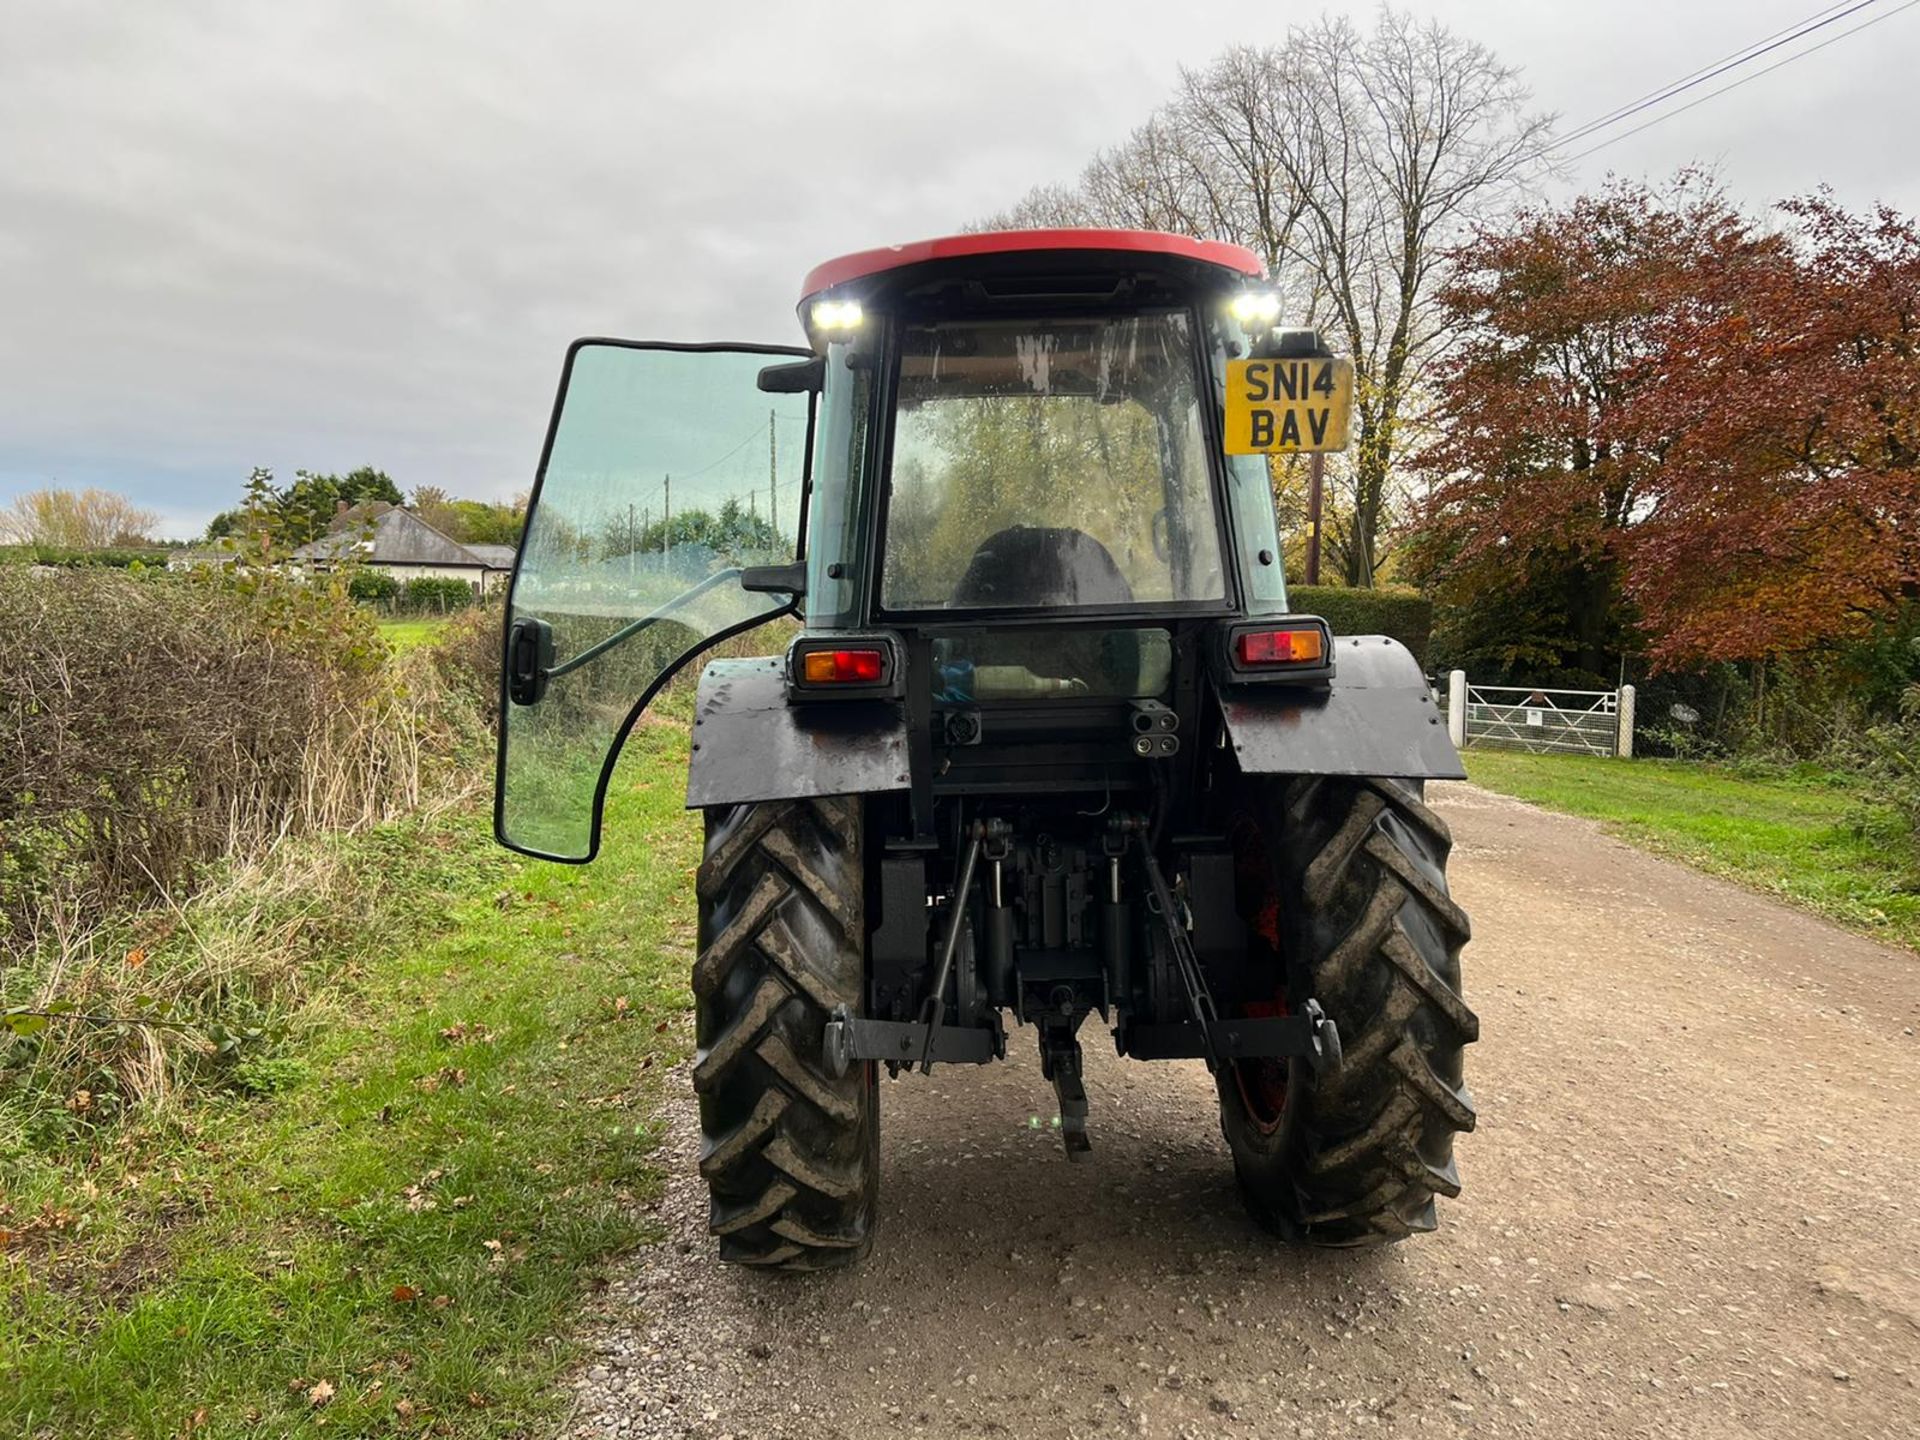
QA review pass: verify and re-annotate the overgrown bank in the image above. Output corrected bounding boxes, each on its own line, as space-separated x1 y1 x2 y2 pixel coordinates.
2 584 705 1435
0 566 468 943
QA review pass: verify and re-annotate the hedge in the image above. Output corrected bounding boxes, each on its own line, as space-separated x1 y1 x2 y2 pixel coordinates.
1288 584 1433 668
0 545 174 569
347 571 400 602
402 576 478 612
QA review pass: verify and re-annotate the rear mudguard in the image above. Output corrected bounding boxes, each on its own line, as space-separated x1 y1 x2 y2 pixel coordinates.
685 657 910 809
1221 634 1464 780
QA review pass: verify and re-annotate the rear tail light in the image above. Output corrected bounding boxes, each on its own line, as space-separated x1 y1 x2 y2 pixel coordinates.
802 648 885 684
787 633 900 699
1218 617 1334 686
1235 627 1326 666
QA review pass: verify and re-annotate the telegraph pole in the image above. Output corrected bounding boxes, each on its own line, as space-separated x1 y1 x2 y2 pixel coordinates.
1305 452 1324 586
663 474 672 562
768 409 778 541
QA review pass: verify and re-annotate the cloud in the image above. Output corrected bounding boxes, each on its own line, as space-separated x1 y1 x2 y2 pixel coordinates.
2 0 1914 538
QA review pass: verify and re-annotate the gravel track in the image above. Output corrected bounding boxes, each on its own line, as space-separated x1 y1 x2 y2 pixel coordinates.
567 782 1920 1439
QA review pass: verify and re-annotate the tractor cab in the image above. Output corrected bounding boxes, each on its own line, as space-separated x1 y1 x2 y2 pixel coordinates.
497 231 1357 861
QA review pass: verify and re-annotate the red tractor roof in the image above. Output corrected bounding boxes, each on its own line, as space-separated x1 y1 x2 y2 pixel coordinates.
801 229 1264 300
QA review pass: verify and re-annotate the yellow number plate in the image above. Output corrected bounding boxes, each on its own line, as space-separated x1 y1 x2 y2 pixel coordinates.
1223 356 1353 454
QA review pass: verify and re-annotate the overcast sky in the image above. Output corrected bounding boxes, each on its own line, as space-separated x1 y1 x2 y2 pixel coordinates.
3 0 1916 538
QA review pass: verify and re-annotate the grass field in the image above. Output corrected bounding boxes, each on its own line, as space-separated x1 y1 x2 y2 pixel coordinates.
376 617 447 653
1464 749 1920 952
2 726 702 1439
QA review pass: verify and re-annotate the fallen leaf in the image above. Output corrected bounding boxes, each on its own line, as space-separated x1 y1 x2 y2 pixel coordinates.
393 1398 416 1418
430 1294 451 1309
466 1392 491 1409
125 947 147 969
391 1284 419 1303
307 1379 335 1408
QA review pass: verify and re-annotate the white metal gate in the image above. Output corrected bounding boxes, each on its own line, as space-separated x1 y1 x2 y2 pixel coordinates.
1445 678 1636 757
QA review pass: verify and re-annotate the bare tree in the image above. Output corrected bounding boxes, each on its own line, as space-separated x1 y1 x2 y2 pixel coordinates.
987 10 1551 586
0 486 159 548
981 180 1092 231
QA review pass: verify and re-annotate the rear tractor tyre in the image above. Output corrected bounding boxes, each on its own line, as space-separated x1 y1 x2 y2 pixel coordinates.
1218 776 1477 1246
692 796 878 1270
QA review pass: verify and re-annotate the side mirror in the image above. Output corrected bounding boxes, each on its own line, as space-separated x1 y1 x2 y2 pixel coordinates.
739 562 807 597
757 357 825 394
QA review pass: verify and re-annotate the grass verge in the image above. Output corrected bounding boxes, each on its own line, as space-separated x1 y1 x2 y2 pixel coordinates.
2 724 701 1439
376 618 448 654
1463 749 1920 952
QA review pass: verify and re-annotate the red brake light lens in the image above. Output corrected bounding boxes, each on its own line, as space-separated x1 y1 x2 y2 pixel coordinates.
801 647 885 684
1235 628 1325 666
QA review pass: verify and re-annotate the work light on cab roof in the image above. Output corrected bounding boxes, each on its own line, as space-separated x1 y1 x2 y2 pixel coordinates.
489 226 1475 1272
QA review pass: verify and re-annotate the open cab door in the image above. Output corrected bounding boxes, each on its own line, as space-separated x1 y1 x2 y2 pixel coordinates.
496 341 812 861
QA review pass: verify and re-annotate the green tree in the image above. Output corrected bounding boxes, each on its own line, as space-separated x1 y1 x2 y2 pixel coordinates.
622 498 781 567
213 466 403 549
411 484 460 537
446 498 524 546
277 473 343 546
412 485 523 546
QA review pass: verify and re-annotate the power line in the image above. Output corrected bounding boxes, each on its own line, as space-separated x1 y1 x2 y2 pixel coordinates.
1566 0 1920 161
1550 0 1879 152
673 418 773 482
601 411 808 544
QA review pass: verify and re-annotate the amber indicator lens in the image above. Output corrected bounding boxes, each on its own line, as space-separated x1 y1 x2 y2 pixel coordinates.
801 648 885 684
1235 628 1325 666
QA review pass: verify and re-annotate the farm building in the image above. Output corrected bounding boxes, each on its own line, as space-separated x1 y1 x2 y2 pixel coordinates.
291 505 515 595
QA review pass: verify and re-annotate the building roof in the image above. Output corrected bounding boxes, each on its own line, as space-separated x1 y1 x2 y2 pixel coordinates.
800 229 1264 300
463 543 517 569
293 506 514 569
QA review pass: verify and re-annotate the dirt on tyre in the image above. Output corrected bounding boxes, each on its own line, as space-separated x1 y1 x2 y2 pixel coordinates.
692 795 878 1270
1218 774 1477 1246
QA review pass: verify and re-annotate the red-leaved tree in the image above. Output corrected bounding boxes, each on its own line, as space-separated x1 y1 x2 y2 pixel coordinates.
1408 176 1753 676
1626 193 1920 666
1410 180 1920 674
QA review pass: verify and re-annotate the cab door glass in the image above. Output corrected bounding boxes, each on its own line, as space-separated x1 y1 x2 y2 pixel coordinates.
498 342 810 861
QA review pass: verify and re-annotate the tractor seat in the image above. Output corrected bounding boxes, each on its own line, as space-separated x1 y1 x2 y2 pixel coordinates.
953 525 1134 609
